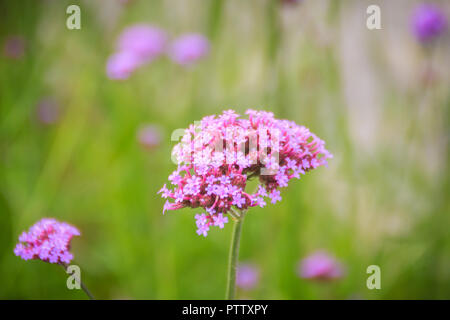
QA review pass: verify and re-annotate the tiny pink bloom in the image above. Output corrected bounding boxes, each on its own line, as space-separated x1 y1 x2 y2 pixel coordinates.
14 218 80 264
255 197 266 208
298 251 345 281
196 223 210 237
137 125 162 149
36 98 59 125
269 189 282 204
195 213 208 227
158 184 171 199
236 264 260 290
212 213 228 229
3 35 25 59
163 200 171 215
169 33 210 66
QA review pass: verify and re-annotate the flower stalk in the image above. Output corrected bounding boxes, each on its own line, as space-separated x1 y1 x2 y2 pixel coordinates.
61 263 95 300
226 209 246 300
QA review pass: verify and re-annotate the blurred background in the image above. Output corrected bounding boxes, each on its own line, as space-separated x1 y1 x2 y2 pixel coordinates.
0 0 449 299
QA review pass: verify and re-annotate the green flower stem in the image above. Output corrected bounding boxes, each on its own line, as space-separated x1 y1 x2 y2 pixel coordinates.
61 263 95 300
226 210 246 300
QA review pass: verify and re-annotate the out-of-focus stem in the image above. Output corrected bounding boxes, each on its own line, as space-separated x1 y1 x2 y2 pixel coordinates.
207 0 224 40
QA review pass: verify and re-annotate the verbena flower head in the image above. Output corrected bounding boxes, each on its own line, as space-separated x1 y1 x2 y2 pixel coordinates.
297 251 344 281
159 109 332 236
169 33 210 66
14 218 80 264
236 263 260 290
411 4 448 44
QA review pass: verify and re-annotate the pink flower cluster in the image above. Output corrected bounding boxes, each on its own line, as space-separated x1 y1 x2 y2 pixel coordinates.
106 24 210 79
14 218 80 264
159 110 332 236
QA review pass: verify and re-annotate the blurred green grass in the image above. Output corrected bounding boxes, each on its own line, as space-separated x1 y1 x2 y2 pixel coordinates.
0 0 449 299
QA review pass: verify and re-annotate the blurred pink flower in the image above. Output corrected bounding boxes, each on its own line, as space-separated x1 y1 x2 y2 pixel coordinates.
36 98 59 125
106 51 143 80
137 124 162 149
14 218 80 264
116 24 167 61
3 35 26 59
106 24 167 80
169 33 210 66
411 3 448 44
298 251 345 281
236 264 260 290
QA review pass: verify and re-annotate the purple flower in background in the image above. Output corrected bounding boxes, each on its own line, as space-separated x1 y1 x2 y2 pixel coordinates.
3 35 26 59
117 24 167 61
411 4 448 44
36 98 59 125
137 124 162 149
297 251 345 281
196 222 210 237
269 189 282 204
236 264 260 290
169 33 210 66
14 218 80 264
106 51 143 80
106 24 167 80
